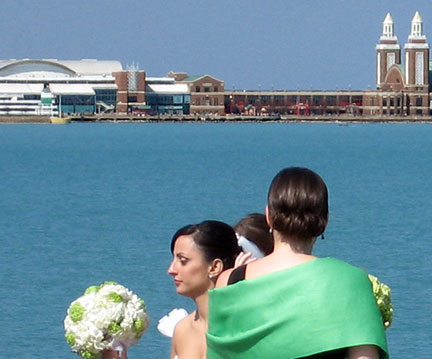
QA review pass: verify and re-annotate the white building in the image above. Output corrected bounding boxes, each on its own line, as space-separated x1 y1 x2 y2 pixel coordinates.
0 59 121 115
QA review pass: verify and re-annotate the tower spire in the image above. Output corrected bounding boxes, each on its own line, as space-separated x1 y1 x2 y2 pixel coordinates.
404 11 429 115
409 11 425 39
376 13 400 89
381 13 395 39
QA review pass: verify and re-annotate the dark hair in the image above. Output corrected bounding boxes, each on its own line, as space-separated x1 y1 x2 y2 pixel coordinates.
234 213 273 255
267 167 328 240
170 220 241 269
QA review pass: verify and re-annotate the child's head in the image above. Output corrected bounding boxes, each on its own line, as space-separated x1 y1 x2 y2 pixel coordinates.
234 213 274 257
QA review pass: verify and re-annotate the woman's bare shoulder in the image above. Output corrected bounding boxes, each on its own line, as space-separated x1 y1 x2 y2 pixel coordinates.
171 313 194 357
216 268 234 287
173 312 194 335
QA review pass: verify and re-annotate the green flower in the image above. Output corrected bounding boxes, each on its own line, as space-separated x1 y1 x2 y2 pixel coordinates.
69 302 85 322
84 285 101 295
80 350 99 359
102 281 118 286
108 292 123 303
65 333 75 346
139 298 146 311
108 321 122 334
133 318 147 337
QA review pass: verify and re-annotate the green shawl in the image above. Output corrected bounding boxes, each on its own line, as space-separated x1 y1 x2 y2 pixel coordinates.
207 257 388 359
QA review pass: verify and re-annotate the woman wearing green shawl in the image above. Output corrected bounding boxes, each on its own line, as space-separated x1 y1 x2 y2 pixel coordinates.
208 167 388 359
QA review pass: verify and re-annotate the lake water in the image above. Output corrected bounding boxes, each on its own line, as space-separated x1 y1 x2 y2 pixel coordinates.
1 122 431 359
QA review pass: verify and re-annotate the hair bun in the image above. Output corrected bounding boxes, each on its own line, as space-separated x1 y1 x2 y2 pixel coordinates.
272 211 326 239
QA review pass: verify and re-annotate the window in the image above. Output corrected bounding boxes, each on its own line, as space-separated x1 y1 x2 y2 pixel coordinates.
24 94 40 100
214 98 218 106
158 96 173 105
299 96 309 104
274 96 284 105
95 89 117 106
204 87 210 93
261 95 270 104
326 96 336 105
248 96 257 105
287 96 297 105
128 96 137 103
214 86 218 92
173 95 183 104
352 96 362 105
416 97 422 107
390 98 394 107
382 97 387 106
195 86 200 92
313 96 322 105
387 52 395 70
415 52 424 85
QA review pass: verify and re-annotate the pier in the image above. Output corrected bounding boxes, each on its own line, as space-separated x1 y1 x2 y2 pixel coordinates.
1 114 432 124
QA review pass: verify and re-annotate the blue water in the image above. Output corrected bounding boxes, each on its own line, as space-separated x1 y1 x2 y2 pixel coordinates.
1 122 431 359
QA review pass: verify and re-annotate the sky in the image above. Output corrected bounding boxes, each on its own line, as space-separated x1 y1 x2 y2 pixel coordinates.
2 0 432 91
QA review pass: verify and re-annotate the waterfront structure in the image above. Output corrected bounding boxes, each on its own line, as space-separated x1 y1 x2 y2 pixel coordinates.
224 90 366 116
373 11 431 116
168 72 225 115
376 13 401 89
222 11 431 118
145 76 190 115
0 59 121 115
113 67 146 114
0 59 192 116
1 11 432 119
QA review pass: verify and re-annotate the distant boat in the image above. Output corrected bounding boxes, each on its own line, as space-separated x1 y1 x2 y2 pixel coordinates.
50 117 71 124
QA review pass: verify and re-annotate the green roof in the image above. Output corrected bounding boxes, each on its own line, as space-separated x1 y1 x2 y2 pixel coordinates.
182 75 204 82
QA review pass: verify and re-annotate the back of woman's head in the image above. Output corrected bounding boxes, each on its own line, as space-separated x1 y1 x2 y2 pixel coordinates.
267 167 328 240
234 213 273 255
171 220 240 269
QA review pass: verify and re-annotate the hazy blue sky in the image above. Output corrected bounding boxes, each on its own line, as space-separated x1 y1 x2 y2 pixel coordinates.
2 1 432 90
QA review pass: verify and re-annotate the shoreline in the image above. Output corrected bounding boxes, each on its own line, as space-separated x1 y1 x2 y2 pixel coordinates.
1 114 432 124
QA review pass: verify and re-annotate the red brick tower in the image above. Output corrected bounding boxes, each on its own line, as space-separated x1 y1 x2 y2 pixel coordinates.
404 11 429 88
404 11 429 115
376 13 401 89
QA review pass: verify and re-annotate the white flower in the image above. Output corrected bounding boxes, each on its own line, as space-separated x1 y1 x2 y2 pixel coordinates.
64 282 149 358
157 308 189 338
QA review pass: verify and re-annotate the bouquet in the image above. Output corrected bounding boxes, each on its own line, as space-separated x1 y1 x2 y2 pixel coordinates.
64 281 149 359
368 274 393 329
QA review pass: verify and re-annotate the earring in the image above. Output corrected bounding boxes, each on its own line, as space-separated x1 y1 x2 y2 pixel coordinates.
269 228 273 234
208 274 213 279
321 234 325 240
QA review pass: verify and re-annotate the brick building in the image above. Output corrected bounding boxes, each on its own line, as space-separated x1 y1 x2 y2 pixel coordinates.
113 70 146 114
168 72 225 115
375 11 430 116
223 11 432 118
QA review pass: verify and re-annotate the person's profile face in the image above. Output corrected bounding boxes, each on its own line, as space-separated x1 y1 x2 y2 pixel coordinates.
167 235 212 299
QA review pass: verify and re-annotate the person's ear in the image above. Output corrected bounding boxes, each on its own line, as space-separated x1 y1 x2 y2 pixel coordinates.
265 205 273 228
208 258 224 278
